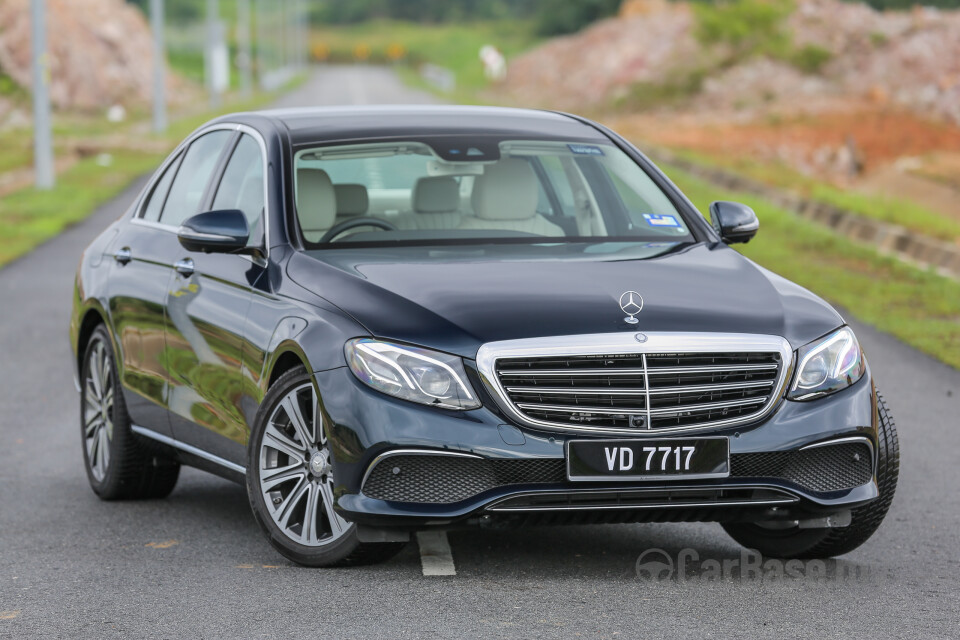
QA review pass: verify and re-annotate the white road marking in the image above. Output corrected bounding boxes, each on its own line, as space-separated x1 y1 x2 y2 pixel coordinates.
416 531 456 576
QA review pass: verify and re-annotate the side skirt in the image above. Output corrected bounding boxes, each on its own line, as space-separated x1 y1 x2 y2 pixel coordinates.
131 424 246 484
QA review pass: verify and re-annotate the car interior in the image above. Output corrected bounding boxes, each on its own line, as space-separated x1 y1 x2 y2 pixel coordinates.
293 140 693 245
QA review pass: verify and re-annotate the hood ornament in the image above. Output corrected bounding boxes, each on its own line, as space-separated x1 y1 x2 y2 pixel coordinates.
619 291 644 325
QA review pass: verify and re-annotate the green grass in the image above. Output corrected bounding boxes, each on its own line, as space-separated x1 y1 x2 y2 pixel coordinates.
0 82 300 268
668 165 960 369
311 19 539 101
0 149 160 265
668 148 960 242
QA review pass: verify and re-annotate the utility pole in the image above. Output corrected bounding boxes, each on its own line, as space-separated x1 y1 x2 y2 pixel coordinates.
150 0 167 133
205 0 223 108
30 0 54 189
254 0 267 90
237 0 252 98
278 0 287 71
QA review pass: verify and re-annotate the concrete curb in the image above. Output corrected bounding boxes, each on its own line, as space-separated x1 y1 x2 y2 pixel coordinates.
649 148 960 281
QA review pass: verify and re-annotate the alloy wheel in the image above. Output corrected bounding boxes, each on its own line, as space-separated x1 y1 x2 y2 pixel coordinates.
258 382 350 546
83 339 114 483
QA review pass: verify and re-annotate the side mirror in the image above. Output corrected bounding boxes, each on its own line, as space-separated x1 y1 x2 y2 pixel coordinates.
177 209 249 253
709 201 759 244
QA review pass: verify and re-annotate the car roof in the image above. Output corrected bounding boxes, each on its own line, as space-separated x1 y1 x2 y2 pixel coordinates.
219 105 609 147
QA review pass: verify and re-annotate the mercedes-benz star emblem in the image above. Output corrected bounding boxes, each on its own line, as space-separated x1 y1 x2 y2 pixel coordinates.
619 291 644 325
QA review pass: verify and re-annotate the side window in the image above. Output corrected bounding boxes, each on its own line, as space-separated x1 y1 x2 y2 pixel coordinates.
211 134 264 235
140 154 181 222
158 130 232 227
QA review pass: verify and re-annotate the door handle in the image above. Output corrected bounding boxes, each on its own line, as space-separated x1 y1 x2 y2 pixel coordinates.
113 247 132 265
174 257 195 278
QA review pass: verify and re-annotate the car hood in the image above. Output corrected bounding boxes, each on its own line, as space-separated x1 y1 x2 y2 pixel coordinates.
287 243 843 359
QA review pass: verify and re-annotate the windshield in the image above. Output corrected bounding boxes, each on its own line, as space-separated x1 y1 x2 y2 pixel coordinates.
293 138 696 250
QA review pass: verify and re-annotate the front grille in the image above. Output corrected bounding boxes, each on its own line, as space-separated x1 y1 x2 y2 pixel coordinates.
495 351 782 432
361 442 872 504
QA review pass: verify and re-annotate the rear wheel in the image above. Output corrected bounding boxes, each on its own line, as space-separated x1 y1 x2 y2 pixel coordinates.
246 366 407 567
722 391 899 558
80 325 180 499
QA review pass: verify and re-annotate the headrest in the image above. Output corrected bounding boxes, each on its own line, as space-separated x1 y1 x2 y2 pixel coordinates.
471 159 538 221
297 168 336 233
413 176 460 214
334 183 368 216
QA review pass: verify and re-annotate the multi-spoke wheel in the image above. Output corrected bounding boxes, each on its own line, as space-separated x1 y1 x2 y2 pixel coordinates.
83 338 114 483
258 381 350 546
246 366 407 567
80 325 180 499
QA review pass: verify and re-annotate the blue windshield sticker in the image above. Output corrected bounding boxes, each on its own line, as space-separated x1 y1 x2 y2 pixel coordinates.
643 214 681 228
567 144 605 156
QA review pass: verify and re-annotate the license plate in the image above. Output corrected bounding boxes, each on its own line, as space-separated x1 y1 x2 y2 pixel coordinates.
566 437 730 481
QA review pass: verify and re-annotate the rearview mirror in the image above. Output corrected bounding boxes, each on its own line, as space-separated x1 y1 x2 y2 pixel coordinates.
709 201 759 244
177 209 249 254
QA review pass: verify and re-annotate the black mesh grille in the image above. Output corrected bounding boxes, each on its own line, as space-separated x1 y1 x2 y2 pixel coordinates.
361 443 873 504
495 351 781 431
732 442 873 494
362 455 566 504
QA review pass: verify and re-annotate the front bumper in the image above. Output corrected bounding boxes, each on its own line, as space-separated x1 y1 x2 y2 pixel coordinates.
316 364 878 529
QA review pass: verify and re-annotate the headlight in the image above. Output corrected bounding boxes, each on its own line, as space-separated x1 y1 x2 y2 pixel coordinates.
788 326 865 400
345 338 481 410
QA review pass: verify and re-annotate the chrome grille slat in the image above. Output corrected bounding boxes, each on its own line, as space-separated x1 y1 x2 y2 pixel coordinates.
489 340 787 434
497 363 778 377
505 380 774 396
516 396 769 416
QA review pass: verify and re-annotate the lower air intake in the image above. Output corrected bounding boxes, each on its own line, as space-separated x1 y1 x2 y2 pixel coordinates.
361 442 873 504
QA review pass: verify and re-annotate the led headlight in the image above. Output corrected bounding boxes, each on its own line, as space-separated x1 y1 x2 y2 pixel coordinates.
345 338 481 410
788 326 865 401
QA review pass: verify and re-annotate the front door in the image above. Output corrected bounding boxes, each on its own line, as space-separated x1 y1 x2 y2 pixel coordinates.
163 132 268 466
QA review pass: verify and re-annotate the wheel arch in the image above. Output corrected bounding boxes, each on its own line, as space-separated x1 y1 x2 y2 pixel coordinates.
74 301 113 378
267 345 311 389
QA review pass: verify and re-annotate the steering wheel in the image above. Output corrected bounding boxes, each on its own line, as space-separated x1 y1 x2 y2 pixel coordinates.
318 217 398 243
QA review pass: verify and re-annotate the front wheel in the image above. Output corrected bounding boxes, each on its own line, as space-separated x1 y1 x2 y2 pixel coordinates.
246 366 406 567
722 390 899 558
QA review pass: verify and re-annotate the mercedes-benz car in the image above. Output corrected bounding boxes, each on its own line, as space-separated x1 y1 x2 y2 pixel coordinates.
70 106 898 567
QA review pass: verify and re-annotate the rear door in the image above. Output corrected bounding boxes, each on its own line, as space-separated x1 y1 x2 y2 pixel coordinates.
164 131 268 466
109 159 185 435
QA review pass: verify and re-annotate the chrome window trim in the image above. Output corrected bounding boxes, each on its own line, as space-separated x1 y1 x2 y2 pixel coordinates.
130 122 271 261
131 424 246 475
360 448 482 491
800 435 875 467
475 332 795 436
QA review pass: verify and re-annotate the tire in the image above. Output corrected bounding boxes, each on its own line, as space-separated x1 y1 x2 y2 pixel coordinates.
246 366 406 567
722 390 899 559
80 325 180 500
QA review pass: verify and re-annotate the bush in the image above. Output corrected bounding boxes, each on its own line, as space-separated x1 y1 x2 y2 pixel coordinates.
790 44 832 74
693 0 795 60
533 0 621 36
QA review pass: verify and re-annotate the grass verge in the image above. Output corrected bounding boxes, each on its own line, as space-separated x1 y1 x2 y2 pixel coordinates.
668 147 960 242
668 164 960 369
310 19 539 102
0 83 300 268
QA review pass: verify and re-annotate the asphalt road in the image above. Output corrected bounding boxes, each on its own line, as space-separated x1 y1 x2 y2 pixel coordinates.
1 66 958 639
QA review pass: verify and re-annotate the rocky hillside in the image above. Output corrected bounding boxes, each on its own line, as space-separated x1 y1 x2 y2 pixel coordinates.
500 0 960 125
0 0 171 112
